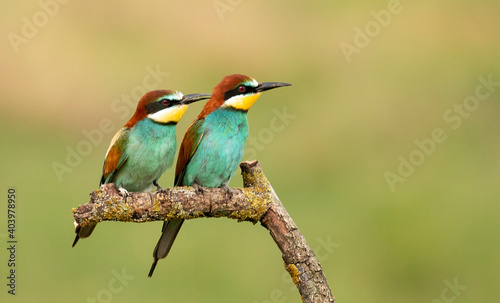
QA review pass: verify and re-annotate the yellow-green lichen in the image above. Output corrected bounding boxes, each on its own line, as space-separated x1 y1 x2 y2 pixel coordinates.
165 202 182 221
164 201 205 221
285 263 300 287
98 198 133 222
151 197 161 213
96 188 104 198
230 168 273 222
226 187 271 223
242 170 271 191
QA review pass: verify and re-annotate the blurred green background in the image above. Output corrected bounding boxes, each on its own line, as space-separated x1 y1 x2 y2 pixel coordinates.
1 1 499 302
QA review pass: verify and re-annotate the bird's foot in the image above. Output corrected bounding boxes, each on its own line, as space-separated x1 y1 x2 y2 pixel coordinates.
192 183 205 195
153 180 164 192
117 185 129 197
220 184 233 199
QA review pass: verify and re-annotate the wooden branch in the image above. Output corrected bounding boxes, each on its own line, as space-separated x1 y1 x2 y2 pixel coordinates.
73 160 335 303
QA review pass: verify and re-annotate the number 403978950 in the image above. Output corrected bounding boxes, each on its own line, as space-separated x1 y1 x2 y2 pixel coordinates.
8 188 16 238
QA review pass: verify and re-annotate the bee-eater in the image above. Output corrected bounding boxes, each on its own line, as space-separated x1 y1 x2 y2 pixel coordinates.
148 74 291 276
72 90 211 247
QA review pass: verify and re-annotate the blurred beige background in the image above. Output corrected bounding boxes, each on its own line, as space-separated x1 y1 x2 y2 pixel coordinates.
1 1 499 302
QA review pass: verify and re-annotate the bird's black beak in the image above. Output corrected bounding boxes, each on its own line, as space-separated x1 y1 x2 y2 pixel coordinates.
181 93 212 105
255 82 291 93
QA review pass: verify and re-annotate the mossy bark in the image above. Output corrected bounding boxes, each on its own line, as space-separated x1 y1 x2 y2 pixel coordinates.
72 160 335 303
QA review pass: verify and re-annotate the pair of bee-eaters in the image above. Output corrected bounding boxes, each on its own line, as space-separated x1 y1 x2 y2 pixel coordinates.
72 74 290 277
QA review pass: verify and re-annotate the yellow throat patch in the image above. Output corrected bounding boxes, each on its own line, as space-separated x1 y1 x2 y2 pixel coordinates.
148 105 188 124
224 93 262 111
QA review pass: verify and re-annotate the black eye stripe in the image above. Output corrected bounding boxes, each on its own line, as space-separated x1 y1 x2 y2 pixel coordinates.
224 85 256 101
145 98 179 114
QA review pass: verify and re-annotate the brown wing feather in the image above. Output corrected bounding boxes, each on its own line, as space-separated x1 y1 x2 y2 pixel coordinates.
101 127 129 185
174 119 204 186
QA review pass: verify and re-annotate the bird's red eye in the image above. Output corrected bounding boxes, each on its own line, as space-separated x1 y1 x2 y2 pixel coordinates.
238 85 246 93
162 99 170 106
